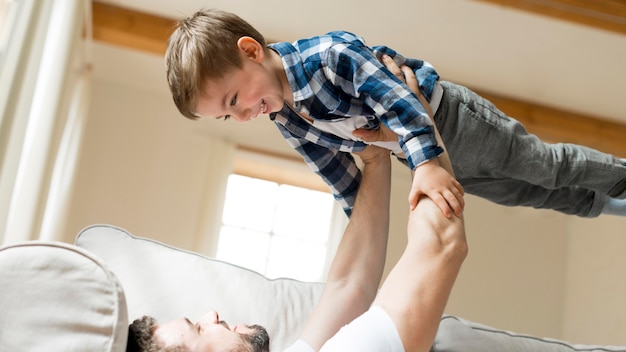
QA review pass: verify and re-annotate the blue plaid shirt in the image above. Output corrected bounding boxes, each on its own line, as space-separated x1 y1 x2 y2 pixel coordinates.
268 31 443 216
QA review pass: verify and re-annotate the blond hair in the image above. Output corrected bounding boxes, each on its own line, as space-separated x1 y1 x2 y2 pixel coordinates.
165 9 266 119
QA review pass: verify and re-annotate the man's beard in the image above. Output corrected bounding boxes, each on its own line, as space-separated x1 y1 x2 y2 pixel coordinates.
241 324 270 352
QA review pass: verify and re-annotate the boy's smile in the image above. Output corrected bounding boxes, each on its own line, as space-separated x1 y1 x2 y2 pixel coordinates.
194 37 288 122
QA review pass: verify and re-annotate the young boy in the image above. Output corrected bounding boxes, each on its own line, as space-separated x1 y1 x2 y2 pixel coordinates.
164 8 626 219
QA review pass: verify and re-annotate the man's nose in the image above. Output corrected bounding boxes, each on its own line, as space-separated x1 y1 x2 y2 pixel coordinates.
198 310 220 325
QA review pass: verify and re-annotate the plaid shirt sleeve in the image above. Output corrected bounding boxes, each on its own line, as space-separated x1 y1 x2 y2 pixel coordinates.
322 39 443 170
274 121 361 217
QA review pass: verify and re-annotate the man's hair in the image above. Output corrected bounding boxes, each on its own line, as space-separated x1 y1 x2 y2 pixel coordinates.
126 315 270 352
165 8 267 120
127 316 184 352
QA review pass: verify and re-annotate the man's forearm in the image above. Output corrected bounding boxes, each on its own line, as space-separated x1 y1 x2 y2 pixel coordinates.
327 151 391 289
298 149 392 349
374 198 467 352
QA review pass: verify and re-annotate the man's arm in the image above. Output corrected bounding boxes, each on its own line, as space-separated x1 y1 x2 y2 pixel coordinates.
373 196 467 352
297 146 392 350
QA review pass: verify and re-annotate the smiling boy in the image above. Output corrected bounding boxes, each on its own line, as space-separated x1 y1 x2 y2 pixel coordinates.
165 8 626 219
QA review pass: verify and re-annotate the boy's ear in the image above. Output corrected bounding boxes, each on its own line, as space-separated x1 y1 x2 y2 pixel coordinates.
236 36 265 63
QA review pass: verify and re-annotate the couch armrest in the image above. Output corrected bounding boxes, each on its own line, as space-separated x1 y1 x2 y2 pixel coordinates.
0 241 128 351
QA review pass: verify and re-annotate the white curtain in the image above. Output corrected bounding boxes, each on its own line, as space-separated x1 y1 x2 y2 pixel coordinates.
0 0 91 245
193 138 235 257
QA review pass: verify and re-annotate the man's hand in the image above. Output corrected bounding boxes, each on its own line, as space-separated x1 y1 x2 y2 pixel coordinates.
381 55 421 106
352 124 398 143
411 158 464 218
353 144 391 165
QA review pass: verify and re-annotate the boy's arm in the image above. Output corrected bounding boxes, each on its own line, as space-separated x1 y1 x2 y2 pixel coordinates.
385 56 463 217
297 146 392 351
352 55 464 218
353 127 462 219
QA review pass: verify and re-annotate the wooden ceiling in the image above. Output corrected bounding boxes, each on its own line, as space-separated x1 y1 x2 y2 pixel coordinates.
476 0 626 36
91 0 626 156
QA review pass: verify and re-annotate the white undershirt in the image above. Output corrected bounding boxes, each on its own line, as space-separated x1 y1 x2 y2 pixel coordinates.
281 305 405 352
304 82 443 156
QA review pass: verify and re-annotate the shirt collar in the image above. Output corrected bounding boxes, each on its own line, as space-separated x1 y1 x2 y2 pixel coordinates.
268 42 314 103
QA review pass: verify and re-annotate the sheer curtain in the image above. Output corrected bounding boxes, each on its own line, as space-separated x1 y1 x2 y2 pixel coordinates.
193 138 236 257
0 0 91 245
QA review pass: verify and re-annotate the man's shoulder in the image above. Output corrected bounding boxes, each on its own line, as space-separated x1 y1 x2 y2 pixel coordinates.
282 339 316 352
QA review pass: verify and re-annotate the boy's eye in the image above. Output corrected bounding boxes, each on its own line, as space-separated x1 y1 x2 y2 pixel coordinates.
223 115 231 120
230 95 237 106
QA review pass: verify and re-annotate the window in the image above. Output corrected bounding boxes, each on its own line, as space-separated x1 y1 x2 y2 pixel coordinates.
216 174 336 282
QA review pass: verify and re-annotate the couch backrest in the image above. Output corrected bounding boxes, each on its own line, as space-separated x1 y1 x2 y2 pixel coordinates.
75 224 325 351
73 224 626 352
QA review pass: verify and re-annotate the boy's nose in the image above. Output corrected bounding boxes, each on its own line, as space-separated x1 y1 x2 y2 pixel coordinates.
233 106 252 122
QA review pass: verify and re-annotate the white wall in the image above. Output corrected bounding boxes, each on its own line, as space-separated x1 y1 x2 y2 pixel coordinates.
65 76 230 251
563 216 626 344
63 42 626 346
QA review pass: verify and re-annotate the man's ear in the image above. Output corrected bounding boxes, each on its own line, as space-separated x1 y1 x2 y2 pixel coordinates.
237 36 265 63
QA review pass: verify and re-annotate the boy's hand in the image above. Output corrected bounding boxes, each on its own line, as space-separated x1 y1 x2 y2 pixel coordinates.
411 158 464 218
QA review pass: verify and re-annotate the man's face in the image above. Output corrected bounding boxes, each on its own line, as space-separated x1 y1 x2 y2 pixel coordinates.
153 310 264 351
194 49 285 122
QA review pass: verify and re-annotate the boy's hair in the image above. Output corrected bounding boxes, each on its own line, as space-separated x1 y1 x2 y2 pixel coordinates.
165 9 266 120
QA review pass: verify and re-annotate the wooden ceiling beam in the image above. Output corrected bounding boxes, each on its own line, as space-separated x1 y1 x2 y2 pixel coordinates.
92 1 175 55
91 0 626 156
475 0 626 36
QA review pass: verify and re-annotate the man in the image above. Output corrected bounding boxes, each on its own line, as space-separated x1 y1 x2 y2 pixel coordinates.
128 144 468 351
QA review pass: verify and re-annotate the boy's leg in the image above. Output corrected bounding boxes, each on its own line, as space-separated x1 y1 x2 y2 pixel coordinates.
460 177 603 217
435 81 626 217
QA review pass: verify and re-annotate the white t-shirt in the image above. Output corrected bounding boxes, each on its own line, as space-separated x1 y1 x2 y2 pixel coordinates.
303 81 444 157
282 305 404 352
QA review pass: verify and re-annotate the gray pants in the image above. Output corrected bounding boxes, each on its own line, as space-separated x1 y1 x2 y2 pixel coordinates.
434 81 626 217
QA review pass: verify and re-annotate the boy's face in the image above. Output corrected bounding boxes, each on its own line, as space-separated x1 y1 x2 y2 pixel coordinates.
194 37 286 122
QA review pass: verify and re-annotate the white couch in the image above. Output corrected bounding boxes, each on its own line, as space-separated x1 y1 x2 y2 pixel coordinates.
1 224 625 351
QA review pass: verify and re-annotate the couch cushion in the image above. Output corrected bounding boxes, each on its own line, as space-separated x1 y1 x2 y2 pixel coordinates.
435 316 626 352
0 241 128 351
75 224 325 351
